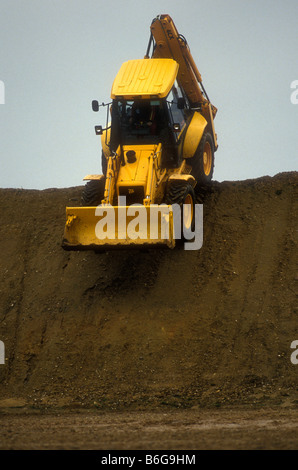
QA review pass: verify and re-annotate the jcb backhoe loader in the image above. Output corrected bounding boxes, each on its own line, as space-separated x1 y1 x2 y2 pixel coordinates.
62 14 218 251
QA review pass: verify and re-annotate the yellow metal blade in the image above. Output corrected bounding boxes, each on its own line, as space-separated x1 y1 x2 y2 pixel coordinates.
62 205 175 250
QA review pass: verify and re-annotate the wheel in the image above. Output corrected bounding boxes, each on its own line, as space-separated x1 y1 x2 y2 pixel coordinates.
182 189 195 236
165 182 196 241
189 131 215 184
81 179 105 206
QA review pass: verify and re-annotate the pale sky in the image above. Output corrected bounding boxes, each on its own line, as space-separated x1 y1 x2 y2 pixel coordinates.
0 0 297 189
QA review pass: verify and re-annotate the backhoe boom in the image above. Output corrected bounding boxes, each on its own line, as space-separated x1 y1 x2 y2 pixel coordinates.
148 14 217 119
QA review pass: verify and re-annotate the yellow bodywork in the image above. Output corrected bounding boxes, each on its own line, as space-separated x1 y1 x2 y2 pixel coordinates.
62 141 177 250
62 14 218 252
111 59 179 99
182 112 207 159
102 143 164 206
117 145 158 200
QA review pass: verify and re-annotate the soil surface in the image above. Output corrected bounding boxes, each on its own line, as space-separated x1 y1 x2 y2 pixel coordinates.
0 171 297 449
1 408 298 450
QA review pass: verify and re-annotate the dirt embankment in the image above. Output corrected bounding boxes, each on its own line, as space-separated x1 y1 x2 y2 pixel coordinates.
0 172 297 410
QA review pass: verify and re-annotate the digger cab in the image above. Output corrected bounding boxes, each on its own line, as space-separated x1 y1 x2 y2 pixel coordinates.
108 96 185 168
97 59 190 169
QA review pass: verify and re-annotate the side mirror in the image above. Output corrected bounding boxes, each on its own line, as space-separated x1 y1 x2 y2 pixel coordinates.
92 100 99 112
95 125 103 135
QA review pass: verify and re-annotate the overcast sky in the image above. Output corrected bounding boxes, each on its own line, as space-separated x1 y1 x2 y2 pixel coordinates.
0 0 297 189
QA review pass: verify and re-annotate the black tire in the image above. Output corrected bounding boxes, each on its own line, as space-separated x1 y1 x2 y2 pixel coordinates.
165 182 196 241
188 131 215 185
81 179 105 206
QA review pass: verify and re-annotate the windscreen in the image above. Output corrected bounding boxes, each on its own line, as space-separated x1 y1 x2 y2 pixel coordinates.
111 99 166 145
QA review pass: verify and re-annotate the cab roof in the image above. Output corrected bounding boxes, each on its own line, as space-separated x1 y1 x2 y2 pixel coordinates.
111 58 179 100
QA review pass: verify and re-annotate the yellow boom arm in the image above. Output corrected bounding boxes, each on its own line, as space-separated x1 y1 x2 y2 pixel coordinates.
147 14 217 120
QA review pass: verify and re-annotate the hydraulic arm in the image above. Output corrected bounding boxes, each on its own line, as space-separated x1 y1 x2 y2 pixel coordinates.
146 14 217 148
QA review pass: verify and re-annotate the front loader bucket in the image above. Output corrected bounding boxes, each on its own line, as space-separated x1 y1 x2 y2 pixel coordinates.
62 205 176 251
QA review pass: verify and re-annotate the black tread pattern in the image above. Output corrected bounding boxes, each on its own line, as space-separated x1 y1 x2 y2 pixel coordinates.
81 179 105 206
188 130 215 185
165 181 190 206
165 182 196 242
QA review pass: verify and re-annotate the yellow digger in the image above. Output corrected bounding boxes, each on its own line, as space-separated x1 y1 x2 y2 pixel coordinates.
62 14 218 251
